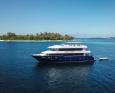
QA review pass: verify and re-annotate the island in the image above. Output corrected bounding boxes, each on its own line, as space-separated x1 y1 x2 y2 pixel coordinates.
0 32 74 41
109 37 115 39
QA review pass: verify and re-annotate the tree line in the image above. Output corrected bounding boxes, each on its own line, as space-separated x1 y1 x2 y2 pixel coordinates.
0 32 74 40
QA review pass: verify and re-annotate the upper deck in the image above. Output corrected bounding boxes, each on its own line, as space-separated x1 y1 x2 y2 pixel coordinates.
48 42 87 49
37 42 91 56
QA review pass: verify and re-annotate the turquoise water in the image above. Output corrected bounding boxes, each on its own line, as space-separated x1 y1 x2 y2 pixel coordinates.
0 39 115 93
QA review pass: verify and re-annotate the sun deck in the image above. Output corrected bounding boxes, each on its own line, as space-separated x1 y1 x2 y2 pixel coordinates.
48 44 87 49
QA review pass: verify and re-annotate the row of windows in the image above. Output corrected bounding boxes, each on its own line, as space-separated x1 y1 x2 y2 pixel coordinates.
51 48 84 51
47 53 85 56
44 56 91 60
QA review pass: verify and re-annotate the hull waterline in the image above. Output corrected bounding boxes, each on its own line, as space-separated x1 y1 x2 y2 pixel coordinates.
32 55 95 64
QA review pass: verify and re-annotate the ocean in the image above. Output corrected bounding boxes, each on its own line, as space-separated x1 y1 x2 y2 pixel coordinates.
0 38 115 93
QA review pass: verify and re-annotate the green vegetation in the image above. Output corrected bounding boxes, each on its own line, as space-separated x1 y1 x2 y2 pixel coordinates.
0 32 74 40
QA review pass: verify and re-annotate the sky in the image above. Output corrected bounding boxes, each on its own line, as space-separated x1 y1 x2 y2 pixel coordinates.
0 0 115 37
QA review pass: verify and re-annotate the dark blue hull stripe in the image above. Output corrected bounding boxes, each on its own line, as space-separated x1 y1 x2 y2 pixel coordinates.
33 55 95 63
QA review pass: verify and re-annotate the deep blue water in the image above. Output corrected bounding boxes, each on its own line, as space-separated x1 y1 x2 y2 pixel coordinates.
0 39 115 93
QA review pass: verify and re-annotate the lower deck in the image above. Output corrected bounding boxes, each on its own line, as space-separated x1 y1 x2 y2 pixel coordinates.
33 55 95 63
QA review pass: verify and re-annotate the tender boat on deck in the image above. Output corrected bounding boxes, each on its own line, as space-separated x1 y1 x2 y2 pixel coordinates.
32 42 95 64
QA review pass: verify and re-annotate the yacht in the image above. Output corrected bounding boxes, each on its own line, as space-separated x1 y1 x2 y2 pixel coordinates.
32 42 94 63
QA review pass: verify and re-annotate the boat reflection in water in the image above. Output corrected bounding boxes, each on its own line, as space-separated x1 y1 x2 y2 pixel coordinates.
34 62 94 93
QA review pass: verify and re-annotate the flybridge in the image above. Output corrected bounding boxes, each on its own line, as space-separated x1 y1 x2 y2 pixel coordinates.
48 43 87 49
66 41 83 44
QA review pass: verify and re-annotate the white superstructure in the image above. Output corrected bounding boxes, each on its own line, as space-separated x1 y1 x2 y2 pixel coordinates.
38 42 91 56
